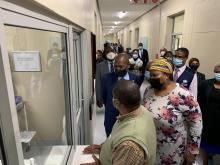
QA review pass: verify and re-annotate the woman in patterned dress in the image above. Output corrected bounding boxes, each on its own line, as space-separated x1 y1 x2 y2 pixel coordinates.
143 58 202 165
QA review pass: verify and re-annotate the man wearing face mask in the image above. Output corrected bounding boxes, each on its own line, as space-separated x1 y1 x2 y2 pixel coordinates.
138 43 149 75
100 53 140 136
82 80 156 165
96 47 116 108
172 47 198 99
189 58 206 90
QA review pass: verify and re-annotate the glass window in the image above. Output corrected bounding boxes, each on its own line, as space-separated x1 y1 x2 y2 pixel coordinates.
171 14 184 52
4 25 72 165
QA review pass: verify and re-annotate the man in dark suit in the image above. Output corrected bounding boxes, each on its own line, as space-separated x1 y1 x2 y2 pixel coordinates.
172 47 198 99
96 47 116 108
138 42 149 75
189 58 206 89
101 53 140 136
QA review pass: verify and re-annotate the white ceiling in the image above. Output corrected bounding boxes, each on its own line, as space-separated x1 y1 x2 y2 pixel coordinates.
97 0 161 35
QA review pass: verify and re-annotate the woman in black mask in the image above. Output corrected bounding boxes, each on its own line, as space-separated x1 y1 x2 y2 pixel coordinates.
189 58 206 89
143 58 202 165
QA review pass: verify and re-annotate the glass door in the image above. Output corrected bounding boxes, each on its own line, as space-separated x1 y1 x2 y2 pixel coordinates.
4 25 72 165
72 31 85 144
0 126 7 165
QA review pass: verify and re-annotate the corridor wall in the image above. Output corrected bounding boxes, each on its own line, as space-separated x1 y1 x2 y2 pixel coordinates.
118 0 220 78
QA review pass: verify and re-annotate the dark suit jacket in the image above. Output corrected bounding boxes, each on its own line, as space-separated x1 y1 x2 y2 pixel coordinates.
197 71 206 89
101 72 140 136
139 49 149 74
95 60 110 102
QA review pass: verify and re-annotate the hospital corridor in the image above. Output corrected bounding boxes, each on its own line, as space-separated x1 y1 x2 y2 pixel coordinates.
0 0 220 165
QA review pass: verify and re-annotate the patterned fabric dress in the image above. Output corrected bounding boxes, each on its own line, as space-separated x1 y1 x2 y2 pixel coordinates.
143 83 202 165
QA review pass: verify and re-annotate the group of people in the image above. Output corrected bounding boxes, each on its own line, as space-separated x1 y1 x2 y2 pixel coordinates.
83 43 220 165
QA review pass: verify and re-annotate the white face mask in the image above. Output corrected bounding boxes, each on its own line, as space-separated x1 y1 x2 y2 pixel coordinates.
132 53 138 59
139 46 143 50
106 52 116 60
160 51 166 56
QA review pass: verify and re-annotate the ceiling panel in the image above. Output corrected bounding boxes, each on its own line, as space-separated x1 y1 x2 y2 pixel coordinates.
98 0 163 35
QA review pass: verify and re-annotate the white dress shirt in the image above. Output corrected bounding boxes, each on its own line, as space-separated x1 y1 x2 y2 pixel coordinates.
108 61 114 72
173 65 198 99
118 72 130 80
139 49 143 58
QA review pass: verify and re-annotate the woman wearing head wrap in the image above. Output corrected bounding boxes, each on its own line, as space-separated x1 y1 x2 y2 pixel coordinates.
143 58 202 165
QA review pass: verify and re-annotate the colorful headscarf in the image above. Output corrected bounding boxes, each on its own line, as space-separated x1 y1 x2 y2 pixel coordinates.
149 58 173 74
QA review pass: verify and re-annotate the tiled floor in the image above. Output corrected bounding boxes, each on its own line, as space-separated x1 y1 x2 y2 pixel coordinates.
93 107 220 165
94 107 106 144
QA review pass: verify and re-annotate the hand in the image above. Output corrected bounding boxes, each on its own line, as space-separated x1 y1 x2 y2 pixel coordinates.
184 151 196 165
80 154 101 165
96 100 103 108
83 144 101 154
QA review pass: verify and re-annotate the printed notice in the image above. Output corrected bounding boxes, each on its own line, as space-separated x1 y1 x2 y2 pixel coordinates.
12 51 41 72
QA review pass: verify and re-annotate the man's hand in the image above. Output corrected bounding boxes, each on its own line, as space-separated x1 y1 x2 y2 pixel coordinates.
184 151 196 165
83 144 101 154
96 100 103 108
80 154 101 165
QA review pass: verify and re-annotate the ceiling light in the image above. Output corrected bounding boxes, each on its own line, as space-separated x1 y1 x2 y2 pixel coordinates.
118 11 127 19
114 21 120 25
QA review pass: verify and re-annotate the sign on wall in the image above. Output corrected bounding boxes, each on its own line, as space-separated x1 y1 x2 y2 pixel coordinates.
12 51 41 72
130 0 159 4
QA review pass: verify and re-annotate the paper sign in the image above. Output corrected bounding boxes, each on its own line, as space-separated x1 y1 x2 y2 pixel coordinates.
12 51 41 72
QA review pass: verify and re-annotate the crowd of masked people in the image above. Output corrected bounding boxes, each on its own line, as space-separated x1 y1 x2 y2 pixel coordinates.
81 42 220 165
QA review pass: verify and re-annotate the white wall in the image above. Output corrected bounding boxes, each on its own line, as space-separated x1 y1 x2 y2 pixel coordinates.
34 0 103 49
118 0 220 78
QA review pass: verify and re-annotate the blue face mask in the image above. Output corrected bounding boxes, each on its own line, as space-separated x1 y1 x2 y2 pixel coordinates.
173 58 183 67
144 71 150 79
215 73 220 81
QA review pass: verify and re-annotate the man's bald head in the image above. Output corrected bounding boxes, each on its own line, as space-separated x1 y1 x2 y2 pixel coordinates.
115 53 129 65
114 53 129 73
113 80 140 111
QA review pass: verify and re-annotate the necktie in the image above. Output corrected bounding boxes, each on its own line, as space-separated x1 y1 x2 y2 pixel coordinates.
173 68 179 81
110 62 114 72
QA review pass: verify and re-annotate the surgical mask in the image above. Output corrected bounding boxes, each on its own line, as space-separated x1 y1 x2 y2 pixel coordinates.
215 73 220 81
173 58 183 67
149 78 164 90
144 71 150 79
190 64 199 71
139 46 143 50
115 69 127 77
132 53 138 59
160 51 166 56
106 52 116 60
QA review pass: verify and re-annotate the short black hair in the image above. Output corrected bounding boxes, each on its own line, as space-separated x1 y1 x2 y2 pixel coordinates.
113 80 140 110
138 43 143 46
176 47 189 58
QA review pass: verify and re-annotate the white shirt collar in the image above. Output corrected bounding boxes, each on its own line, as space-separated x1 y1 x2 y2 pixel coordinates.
118 72 129 80
177 65 186 72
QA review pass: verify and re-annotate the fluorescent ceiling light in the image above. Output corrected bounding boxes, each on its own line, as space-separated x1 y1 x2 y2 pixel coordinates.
114 21 120 25
118 11 127 19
